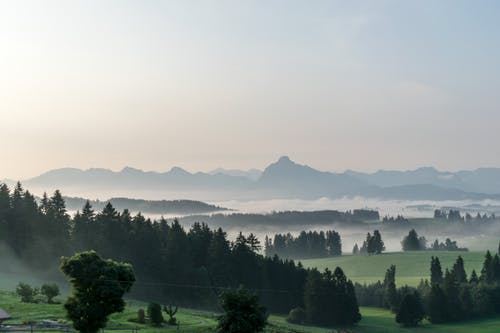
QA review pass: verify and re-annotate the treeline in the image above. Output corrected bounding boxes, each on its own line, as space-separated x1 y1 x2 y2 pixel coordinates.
264 230 341 259
352 230 385 255
401 229 468 251
434 209 498 222
180 209 380 228
64 197 227 215
382 215 409 224
0 183 361 324
355 250 500 325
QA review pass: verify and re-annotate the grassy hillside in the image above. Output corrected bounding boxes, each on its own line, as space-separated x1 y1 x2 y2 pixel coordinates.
301 251 486 286
2 290 500 333
0 290 217 333
272 307 500 333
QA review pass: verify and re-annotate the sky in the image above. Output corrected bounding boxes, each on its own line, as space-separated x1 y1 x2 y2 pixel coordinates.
1 0 500 179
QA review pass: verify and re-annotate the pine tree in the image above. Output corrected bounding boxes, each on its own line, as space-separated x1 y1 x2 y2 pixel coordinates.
383 265 398 311
395 292 425 327
443 269 461 321
373 230 385 254
480 251 493 283
427 284 447 323
430 257 443 285
246 233 261 252
469 269 479 284
451 256 467 284
352 243 359 255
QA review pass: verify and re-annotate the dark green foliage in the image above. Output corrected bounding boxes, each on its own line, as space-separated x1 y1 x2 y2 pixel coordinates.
430 256 443 285
16 282 35 303
442 269 462 321
137 309 145 324
383 265 398 312
40 283 60 303
0 183 342 315
60 251 135 333
286 307 306 324
217 287 267 333
469 269 479 284
265 229 341 259
361 230 385 255
395 292 425 327
451 256 467 284
147 303 164 326
479 250 500 284
401 229 425 251
427 284 447 323
431 238 468 251
304 267 361 326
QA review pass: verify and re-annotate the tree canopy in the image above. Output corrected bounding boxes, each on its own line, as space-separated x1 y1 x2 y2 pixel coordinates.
60 251 135 333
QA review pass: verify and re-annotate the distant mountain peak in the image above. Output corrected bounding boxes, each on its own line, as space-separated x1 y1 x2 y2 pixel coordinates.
121 166 143 173
277 155 293 164
169 166 190 175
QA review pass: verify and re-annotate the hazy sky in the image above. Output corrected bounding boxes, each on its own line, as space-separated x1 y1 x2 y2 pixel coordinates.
1 0 500 179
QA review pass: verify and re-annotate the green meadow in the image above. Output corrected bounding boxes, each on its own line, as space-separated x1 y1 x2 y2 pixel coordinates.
2 290 500 333
301 251 486 286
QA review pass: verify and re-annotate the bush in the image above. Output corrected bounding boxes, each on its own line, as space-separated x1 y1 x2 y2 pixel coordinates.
217 287 267 333
16 282 35 303
286 307 306 324
137 309 146 324
41 283 60 303
147 303 164 326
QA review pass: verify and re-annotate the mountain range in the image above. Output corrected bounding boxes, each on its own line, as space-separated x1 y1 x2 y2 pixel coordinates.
2 156 500 201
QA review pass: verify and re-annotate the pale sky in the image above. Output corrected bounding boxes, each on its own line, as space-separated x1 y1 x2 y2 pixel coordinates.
1 0 500 179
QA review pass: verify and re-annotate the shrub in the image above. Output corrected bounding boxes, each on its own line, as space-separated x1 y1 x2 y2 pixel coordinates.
41 283 60 303
286 307 306 324
147 303 164 326
217 287 267 333
16 282 35 303
137 309 146 324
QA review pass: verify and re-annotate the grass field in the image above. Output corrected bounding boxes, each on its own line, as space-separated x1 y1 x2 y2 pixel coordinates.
301 251 486 286
271 307 500 333
2 290 500 333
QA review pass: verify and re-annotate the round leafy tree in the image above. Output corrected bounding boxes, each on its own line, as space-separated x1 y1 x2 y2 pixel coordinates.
217 287 267 333
60 251 135 333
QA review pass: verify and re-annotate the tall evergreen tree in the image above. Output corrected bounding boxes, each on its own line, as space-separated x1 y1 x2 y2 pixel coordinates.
384 265 398 312
451 256 467 284
430 257 443 285
480 251 493 283
427 284 447 323
395 292 425 327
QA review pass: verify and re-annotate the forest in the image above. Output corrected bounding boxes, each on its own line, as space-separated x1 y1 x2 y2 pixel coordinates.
179 209 380 227
355 251 500 325
0 183 360 325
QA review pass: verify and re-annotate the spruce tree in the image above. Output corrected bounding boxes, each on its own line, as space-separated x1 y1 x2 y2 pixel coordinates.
451 256 467 284
383 265 398 311
395 292 424 327
430 257 443 285
373 230 385 254
427 284 447 323
469 269 479 284
480 251 493 283
443 269 461 321
352 243 359 255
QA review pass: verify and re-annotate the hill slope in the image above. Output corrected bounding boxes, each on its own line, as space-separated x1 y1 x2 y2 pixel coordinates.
301 251 486 286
